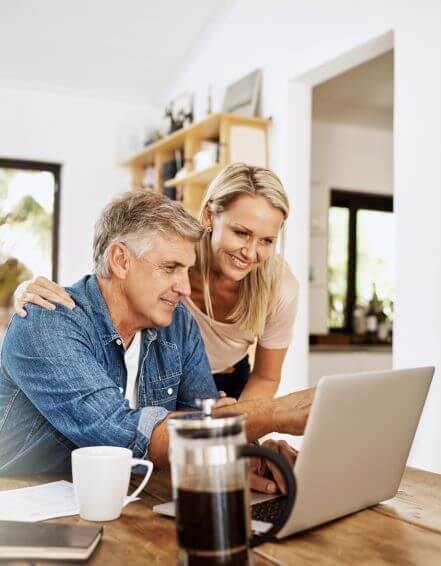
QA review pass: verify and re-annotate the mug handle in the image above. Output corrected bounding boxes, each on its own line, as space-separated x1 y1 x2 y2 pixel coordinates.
123 458 154 506
239 444 297 547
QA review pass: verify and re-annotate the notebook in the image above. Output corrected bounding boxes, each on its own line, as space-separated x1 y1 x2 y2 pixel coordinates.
0 521 102 560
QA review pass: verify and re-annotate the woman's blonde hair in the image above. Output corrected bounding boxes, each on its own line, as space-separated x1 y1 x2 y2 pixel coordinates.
197 162 290 336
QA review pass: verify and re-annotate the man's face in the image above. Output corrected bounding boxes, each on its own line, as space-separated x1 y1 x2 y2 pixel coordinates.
125 234 196 328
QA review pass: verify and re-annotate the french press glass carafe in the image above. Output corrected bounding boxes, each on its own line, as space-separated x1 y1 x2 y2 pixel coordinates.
168 399 296 565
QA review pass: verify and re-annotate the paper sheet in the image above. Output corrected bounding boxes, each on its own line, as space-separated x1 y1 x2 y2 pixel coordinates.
0 481 79 522
0 480 139 522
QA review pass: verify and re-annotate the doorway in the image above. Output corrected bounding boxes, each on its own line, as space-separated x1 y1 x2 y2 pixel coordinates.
308 50 394 385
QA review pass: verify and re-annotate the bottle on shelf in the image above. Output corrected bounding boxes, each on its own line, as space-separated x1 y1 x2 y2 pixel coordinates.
365 283 380 344
206 85 212 115
376 302 388 343
378 298 393 344
353 304 367 338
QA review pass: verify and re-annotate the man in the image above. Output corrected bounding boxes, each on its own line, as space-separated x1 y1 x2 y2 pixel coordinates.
0 191 312 491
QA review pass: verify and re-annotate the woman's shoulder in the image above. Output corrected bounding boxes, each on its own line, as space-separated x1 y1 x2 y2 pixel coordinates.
276 259 299 304
259 259 299 346
262 258 299 321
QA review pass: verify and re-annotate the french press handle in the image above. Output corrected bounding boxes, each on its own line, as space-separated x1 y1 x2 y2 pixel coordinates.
239 444 297 547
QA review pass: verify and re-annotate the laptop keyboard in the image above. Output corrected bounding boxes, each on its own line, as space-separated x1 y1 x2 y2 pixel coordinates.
251 496 285 524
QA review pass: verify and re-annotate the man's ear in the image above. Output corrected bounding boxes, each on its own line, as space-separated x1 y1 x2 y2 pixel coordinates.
107 242 130 280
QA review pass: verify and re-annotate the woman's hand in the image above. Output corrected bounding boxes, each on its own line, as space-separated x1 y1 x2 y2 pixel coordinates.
249 439 298 494
14 276 75 318
272 388 315 435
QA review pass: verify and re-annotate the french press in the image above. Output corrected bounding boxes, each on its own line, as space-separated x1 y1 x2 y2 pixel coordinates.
168 399 296 565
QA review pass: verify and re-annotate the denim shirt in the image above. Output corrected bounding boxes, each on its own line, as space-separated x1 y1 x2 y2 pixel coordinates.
0 275 217 474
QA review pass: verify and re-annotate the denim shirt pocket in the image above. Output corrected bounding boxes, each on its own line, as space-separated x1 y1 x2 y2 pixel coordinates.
141 339 181 410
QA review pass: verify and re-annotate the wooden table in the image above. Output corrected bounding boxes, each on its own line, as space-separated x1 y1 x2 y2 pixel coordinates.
1 467 441 565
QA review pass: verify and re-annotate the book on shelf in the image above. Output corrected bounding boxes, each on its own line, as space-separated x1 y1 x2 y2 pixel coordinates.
193 141 219 171
163 159 178 200
0 521 102 561
162 149 185 201
142 165 156 190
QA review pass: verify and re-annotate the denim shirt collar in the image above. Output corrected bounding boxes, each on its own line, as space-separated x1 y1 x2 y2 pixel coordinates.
84 275 158 347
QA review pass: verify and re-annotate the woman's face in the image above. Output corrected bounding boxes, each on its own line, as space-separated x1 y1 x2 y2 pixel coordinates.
208 194 284 282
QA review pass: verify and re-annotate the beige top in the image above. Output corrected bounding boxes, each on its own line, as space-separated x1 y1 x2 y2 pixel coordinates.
184 263 299 373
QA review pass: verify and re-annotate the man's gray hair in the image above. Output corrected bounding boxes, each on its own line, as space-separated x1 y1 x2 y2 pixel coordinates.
93 191 204 278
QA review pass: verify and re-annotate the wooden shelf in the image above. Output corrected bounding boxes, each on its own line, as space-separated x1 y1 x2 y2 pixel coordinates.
120 111 271 215
164 164 223 188
120 113 271 169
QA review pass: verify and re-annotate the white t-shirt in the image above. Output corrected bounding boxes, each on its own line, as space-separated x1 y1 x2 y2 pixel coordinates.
183 262 299 373
124 331 141 409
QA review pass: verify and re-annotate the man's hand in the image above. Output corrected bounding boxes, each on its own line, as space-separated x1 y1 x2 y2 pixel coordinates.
249 439 298 494
213 390 237 409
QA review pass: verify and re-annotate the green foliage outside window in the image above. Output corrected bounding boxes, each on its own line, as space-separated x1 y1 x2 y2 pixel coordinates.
327 194 394 332
0 168 54 307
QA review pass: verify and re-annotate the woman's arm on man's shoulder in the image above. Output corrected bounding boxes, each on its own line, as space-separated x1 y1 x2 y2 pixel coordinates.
14 276 75 317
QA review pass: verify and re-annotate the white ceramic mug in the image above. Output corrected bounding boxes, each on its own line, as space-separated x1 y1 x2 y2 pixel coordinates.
72 446 153 521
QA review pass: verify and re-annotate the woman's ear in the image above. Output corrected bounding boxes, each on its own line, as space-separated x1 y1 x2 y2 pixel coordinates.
202 204 213 229
107 242 130 280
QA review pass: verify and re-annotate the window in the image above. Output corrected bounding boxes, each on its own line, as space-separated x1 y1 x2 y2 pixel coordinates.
0 159 61 338
328 190 394 333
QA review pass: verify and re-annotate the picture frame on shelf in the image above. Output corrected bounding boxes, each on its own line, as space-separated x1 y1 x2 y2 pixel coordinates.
163 92 194 134
222 69 262 117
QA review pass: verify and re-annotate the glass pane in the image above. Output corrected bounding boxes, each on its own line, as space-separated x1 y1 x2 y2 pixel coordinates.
328 206 349 328
356 209 394 313
0 168 55 339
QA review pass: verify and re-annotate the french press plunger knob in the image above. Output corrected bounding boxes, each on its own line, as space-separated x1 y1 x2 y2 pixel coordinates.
195 397 216 417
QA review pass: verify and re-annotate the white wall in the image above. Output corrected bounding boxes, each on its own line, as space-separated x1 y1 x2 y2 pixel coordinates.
164 0 441 472
309 351 392 387
0 86 160 284
311 121 393 194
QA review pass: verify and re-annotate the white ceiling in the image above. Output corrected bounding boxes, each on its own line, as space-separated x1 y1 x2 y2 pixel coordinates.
0 0 230 104
313 51 394 128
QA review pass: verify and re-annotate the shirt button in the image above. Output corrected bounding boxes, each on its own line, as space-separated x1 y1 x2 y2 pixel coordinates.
116 339 122 346
167 387 173 395
119 387 124 393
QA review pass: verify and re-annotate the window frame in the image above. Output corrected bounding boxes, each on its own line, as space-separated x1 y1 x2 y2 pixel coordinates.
0 158 62 282
329 189 393 334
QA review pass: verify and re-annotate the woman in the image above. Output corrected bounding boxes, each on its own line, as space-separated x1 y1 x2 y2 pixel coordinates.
15 163 298 402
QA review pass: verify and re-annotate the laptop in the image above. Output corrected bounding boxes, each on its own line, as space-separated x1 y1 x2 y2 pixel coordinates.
153 366 434 538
